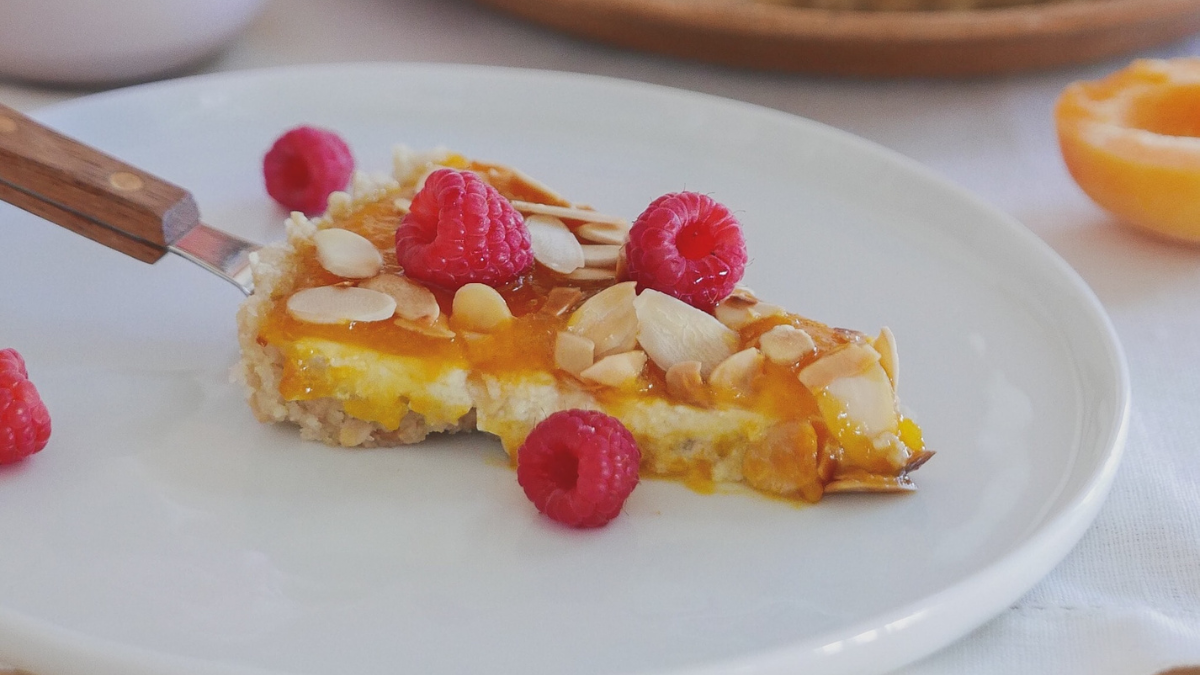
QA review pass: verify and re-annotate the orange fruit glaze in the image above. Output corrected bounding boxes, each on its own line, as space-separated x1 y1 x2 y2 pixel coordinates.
1056 58 1200 243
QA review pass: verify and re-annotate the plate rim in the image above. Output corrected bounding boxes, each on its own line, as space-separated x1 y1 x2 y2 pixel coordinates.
6 62 1132 675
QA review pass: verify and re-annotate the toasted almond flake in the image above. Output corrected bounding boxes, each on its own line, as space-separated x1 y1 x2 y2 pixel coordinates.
360 273 440 323
509 200 628 227
824 476 916 494
615 245 628 280
874 326 899 389
709 348 765 397
287 286 396 324
541 287 583 317
575 221 630 245
758 325 816 365
797 343 881 391
582 244 620 268
665 361 708 407
393 197 412 212
555 331 595 377
394 314 455 339
579 350 647 388
567 281 638 358
723 286 760 308
313 228 383 279
565 266 617 282
451 283 513 332
527 214 585 274
905 450 936 472
823 362 899 438
488 165 569 206
714 296 787 331
633 289 739 377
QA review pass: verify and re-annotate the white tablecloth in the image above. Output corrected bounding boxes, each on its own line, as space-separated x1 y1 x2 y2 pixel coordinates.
2 1 1198 673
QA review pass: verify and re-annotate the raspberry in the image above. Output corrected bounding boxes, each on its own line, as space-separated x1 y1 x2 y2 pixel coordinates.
625 192 748 312
263 126 354 215
516 410 641 529
395 169 533 290
0 349 51 465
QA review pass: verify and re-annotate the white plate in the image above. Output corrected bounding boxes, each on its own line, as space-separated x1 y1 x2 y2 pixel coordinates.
0 64 1128 675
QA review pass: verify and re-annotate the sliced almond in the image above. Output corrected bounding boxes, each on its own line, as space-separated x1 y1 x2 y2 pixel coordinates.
287 286 396 324
541 287 583 317
823 362 900 438
665 361 708 407
526 214 585 274
393 197 412 213
709 347 765 397
451 283 512 332
874 326 899 389
758 325 816 365
725 286 760 307
565 267 617 282
566 281 638 358
575 221 631 245
614 245 628 280
509 200 627 227
714 297 787 331
633 289 739 378
554 331 595 377
394 314 455 339
824 476 916 494
360 273 440 324
579 350 647 388
797 343 881 391
478 164 569 207
313 228 383 279
582 244 620 269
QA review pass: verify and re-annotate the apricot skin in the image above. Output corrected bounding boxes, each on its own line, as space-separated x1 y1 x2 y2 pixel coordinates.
1055 59 1200 244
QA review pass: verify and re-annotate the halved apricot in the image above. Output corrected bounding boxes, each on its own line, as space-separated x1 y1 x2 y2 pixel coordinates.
1056 58 1200 243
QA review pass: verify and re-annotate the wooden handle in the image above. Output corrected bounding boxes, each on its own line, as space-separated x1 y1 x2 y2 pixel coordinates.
0 103 199 263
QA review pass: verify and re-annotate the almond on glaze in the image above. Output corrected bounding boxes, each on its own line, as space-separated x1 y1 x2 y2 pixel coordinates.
452 283 513 332
633 289 738 378
360 273 440 324
287 286 396 324
313 228 383 279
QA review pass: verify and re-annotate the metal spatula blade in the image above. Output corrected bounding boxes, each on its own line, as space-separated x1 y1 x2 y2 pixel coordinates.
0 102 259 296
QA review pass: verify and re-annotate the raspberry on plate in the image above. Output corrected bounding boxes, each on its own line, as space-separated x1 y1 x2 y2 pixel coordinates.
625 191 747 312
263 126 355 215
395 168 534 290
516 409 641 529
0 348 51 465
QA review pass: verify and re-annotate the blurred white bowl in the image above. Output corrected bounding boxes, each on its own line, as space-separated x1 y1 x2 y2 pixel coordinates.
0 0 267 85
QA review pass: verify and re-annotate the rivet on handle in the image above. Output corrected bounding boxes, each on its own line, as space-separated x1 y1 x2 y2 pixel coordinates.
108 171 144 191
0 116 17 134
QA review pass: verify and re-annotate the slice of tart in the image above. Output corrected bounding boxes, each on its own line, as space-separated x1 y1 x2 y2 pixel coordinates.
236 147 932 503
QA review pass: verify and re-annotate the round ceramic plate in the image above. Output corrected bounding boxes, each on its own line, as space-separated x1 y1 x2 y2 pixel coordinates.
0 64 1128 675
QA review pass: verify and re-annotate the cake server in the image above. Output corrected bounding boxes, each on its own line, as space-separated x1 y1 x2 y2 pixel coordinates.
0 102 257 295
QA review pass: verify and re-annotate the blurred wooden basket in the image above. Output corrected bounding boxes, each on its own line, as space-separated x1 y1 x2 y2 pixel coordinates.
474 0 1200 76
